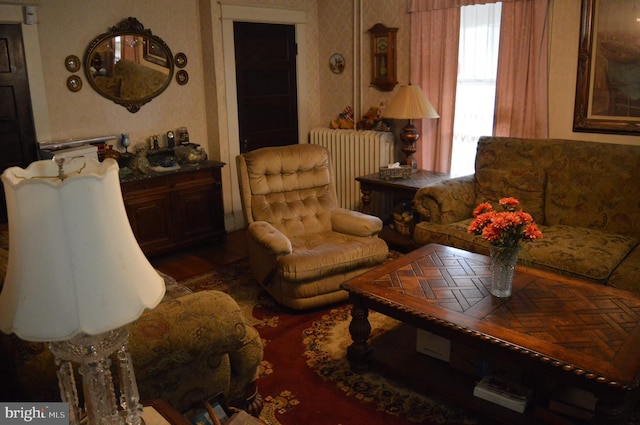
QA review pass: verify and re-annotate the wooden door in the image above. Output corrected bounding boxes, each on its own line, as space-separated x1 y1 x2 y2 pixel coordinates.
0 24 38 223
234 22 298 153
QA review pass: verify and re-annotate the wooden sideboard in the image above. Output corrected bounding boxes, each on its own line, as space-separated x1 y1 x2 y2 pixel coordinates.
120 161 226 257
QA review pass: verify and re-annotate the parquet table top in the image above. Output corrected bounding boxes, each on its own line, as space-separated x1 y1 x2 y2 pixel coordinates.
342 244 640 390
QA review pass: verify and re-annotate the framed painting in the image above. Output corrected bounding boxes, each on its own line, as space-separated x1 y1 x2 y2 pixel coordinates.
573 0 640 135
144 37 169 68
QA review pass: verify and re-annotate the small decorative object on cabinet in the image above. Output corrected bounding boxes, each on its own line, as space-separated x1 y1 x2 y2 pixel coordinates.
121 133 131 153
120 161 226 257
368 23 398 91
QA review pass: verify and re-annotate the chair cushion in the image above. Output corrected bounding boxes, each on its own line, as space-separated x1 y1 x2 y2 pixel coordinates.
277 231 389 281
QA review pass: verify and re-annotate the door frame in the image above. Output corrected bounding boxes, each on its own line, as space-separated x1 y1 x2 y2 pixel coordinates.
0 5 51 142
220 5 308 231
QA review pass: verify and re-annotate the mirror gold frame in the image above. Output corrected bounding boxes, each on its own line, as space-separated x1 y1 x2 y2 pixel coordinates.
84 17 174 113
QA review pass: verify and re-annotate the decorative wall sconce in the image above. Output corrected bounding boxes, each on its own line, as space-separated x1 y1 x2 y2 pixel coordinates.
65 55 80 72
176 70 189 85
175 52 187 68
66 75 82 92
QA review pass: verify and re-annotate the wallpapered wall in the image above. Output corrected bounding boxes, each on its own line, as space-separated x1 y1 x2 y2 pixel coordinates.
0 0 637 232
2 0 210 152
317 0 410 128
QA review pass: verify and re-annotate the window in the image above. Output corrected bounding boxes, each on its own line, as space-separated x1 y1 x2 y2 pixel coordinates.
450 3 502 176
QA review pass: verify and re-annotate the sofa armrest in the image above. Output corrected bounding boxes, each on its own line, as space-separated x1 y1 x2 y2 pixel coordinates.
331 208 383 237
247 221 292 255
0 290 264 412
413 175 476 224
130 290 264 410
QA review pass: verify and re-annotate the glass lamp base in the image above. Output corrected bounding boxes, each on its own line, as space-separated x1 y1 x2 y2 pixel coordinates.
49 327 144 425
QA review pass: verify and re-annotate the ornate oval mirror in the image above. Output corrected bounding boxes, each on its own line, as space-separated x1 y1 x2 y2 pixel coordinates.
84 17 174 113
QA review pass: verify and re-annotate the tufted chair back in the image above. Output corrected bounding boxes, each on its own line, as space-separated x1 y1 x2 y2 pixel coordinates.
237 144 339 238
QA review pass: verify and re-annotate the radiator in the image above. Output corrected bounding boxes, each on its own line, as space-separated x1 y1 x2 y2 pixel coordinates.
309 128 395 211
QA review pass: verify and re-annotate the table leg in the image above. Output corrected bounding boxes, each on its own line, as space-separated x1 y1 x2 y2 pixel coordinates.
360 188 373 215
593 389 632 425
346 304 373 374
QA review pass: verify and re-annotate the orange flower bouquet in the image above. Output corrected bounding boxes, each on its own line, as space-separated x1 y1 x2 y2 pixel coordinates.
468 197 542 248
468 197 542 297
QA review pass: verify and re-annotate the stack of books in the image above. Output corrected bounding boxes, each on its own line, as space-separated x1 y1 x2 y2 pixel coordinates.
473 375 533 413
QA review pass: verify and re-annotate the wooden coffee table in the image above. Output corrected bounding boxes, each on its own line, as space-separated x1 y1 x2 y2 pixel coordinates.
341 244 640 424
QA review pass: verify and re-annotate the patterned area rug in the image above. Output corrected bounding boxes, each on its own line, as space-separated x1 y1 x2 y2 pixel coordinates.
178 259 486 425
179 259 640 425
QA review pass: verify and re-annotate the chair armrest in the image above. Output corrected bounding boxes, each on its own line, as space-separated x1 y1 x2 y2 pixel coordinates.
130 290 264 410
331 208 383 237
413 175 476 224
247 221 292 255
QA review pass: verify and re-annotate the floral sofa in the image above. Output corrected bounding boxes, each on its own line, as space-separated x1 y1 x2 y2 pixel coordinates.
0 240 264 414
413 136 640 295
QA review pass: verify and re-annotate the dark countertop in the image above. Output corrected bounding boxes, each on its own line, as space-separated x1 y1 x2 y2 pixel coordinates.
119 159 225 183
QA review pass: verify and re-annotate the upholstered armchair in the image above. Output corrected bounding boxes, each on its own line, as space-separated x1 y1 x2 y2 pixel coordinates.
236 144 389 310
0 256 264 414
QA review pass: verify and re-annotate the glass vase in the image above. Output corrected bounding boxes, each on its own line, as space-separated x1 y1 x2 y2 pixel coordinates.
489 245 521 298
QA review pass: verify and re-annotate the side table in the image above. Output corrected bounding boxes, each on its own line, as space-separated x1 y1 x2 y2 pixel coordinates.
355 170 450 251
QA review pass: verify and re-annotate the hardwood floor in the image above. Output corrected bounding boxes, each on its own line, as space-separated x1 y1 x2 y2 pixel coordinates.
150 230 248 281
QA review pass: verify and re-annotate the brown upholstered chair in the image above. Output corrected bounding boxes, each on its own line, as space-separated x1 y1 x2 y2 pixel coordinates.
236 143 389 310
0 266 264 415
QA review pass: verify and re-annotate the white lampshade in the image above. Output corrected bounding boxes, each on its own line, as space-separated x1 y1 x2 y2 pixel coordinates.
0 158 165 342
382 85 439 120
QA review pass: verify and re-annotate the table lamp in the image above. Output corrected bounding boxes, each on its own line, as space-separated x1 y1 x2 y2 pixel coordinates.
0 157 165 425
382 84 439 172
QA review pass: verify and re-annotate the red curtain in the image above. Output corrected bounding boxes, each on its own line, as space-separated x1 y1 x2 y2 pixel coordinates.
494 0 549 138
409 7 460 173
408 0 549 173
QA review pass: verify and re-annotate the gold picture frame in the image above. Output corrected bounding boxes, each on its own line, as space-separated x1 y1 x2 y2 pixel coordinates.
573 0 640 135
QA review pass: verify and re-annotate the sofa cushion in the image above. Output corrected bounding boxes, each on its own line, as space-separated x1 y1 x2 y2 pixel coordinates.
526 225 638 282
608 246 640 294
543 141 640 239
545 167 640 237
413 220 638 283
474 168 546 223
413 219 488 255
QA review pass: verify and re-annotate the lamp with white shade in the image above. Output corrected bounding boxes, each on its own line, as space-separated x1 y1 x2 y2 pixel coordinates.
0 157 165 425
381 84 439 172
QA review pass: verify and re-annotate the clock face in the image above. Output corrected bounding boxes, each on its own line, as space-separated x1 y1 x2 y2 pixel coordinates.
376 37 388 54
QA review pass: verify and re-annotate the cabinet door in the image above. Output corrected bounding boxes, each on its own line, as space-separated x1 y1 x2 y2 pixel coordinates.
121 178 174 255
173 170 224 242
124 192 173 255
174 183 216 240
